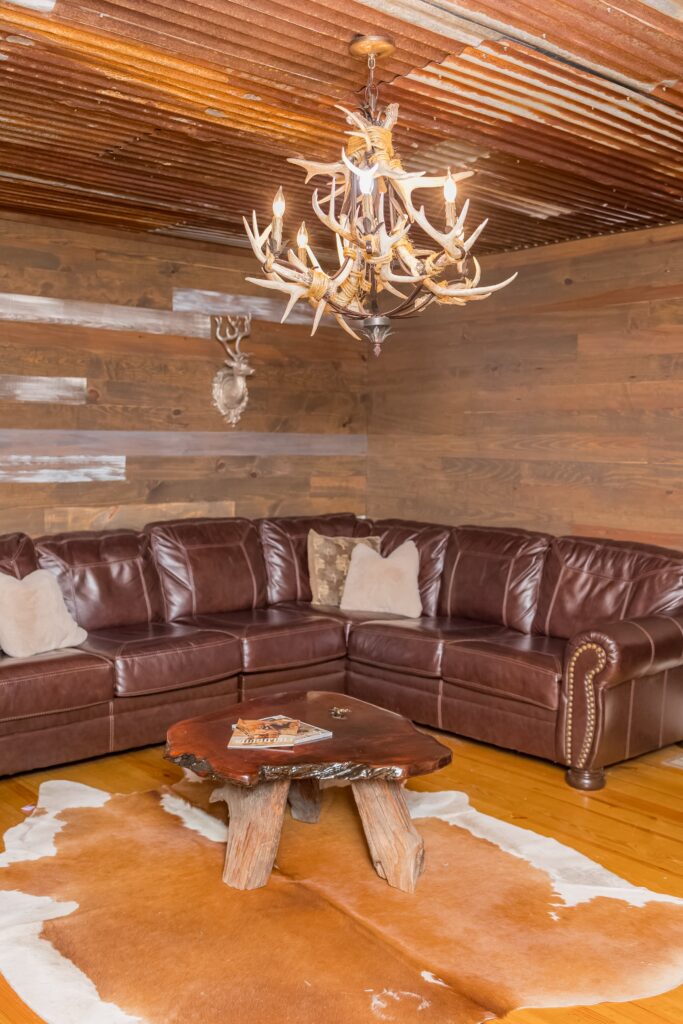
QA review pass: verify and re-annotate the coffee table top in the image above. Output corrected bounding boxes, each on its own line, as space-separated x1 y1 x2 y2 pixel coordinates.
165 691 452 787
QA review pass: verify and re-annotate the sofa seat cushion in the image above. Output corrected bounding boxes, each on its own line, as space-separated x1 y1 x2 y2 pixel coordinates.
179 608 346 673
0 649 114 721
348 618 509 678
278 602 408 640
442 631 566 710
79 623 241 697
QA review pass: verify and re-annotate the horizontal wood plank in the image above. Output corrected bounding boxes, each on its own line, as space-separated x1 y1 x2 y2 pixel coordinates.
0 429 367 456
0 455 125 483
172 288 322 325
0 374 87 404
43 499 237 532
0 292 211 337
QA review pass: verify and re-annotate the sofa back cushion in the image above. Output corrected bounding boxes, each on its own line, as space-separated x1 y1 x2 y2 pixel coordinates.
148 517 267 620
438 525 552 633
533 535 683 638
370 519 450 617
0 533 38 579
258 514 370 604
36 530 162 631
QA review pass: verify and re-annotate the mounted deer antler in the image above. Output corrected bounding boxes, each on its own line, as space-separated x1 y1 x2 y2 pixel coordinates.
211 314 254 427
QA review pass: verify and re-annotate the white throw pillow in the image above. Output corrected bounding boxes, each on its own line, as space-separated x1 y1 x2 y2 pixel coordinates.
340 540 422 618
0 570 86 659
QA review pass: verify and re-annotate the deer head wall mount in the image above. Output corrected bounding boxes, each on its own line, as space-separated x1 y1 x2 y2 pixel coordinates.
211 313 254 427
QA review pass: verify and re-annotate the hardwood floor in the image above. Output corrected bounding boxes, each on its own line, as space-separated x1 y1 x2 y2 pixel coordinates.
0 736 681 1024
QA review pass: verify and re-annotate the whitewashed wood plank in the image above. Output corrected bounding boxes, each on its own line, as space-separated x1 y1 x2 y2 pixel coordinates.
172 288 324 325
0 374 87 404
4 0 55 10
0 430 367 457
0 293 211 338
45 499 237 532
0 455 126 483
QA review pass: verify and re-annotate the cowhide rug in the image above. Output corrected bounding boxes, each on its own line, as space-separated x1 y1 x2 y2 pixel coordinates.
0 776 682 1024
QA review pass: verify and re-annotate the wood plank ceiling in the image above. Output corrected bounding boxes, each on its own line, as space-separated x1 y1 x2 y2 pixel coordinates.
0 0 681 254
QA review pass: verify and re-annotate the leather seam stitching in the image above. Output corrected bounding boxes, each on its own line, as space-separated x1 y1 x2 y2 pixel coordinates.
0 699 111 722
243 652 343 673
446 646 561 675
111 637 239 660
116 670 236 696
0 664 109 685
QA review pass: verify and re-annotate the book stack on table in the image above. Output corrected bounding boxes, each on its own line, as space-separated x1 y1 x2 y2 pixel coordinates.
227 715 333 749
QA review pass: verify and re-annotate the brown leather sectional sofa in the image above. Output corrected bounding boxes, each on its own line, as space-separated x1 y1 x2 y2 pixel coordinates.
1 513 682 789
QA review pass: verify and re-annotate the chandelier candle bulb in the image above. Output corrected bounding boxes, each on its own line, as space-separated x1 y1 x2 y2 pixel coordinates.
443 171 457 228
296 221 309 262
271 186 286 251
242 34 517 353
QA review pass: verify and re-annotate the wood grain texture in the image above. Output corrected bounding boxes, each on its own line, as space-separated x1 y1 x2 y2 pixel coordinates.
0 455 125 483
172 288 321 325
0 430 367 456
367 223 683 549
0 214 368 531
210 779 291 890
42 499 237 532
0 374 86 404
288 779 322 823
352 778 425 893
0 292 211 337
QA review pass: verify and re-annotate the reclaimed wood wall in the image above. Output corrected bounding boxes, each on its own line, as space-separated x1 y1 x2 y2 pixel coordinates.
0 213 367 535
367 223 683 550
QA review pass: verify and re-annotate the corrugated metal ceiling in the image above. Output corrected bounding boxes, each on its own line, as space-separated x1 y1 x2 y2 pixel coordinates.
0 0 681 253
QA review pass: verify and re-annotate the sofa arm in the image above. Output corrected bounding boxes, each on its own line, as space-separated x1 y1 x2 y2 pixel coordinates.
568 613 683 688
562 613 683 788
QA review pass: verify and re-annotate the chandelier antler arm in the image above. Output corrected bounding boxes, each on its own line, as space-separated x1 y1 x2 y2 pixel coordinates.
462 219 489 253
286 157 347 183
242 213 273 264
335 315 362 341
410 205 469 260
388 293 437 318
246 276 309 323
391 170 474 221
311 189 355 243
424 272 518 303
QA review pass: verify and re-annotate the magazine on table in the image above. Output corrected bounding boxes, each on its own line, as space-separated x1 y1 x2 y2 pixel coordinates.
227 714 333 749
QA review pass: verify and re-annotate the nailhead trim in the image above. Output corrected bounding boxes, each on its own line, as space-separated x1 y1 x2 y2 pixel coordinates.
565 641 607 768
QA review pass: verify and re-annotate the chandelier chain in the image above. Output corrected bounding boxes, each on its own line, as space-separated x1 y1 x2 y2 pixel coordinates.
365 53 378 119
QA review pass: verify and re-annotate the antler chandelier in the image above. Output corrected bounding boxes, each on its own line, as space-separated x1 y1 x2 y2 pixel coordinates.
243 34 516 356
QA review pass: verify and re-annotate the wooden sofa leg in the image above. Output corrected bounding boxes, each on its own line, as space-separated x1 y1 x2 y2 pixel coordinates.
565 767 606 791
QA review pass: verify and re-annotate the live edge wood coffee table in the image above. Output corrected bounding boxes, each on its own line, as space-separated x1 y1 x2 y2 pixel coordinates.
165 691 451 894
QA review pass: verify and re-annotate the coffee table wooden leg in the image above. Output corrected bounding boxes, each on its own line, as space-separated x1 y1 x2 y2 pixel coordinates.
288 779 322 823
210 779 290 890
351 779 424 894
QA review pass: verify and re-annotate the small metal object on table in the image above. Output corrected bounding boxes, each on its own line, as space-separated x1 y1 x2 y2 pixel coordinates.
165 690 452 894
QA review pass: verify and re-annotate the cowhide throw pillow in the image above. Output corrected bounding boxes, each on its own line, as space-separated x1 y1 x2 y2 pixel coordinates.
0 569 86 659
340 540 422 618
307 530 381 607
